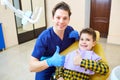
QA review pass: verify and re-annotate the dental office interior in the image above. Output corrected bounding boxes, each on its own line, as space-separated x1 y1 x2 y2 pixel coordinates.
0 0 120 80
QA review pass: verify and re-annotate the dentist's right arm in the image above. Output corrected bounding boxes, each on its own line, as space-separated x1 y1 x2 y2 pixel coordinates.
29 46 65 72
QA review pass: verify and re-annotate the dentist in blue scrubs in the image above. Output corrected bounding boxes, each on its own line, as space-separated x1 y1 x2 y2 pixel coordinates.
29 1 79 80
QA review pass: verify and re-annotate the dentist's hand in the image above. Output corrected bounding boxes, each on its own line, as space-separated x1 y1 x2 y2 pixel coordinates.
46 46 65 67
69 30 79 40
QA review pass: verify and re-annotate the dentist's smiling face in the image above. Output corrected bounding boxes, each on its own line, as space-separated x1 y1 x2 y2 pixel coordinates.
79 33 96 51
52 9 70 31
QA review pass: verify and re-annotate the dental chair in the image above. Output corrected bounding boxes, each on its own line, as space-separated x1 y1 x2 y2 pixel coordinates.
60 30 110 80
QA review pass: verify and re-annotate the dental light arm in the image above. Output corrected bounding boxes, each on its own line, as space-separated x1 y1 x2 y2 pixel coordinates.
1 0 42 25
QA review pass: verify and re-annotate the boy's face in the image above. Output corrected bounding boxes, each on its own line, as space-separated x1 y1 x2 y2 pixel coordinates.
79 33 96 51
52 9 70 31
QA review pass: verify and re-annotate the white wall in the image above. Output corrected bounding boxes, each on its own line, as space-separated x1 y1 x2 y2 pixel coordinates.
85 0 91 28
107 0 120 45
0 0 18 48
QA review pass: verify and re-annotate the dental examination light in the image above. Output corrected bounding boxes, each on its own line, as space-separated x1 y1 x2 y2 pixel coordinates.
1 0 42 25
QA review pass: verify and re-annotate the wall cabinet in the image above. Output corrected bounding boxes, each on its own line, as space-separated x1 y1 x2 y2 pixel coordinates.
0 23 5 50
13 0 47 44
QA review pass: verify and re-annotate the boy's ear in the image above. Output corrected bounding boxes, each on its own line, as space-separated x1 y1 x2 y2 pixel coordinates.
93 41 96 47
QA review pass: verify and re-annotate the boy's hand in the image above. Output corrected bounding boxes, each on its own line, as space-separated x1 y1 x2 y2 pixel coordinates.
57 77 64 80
73 50 82 66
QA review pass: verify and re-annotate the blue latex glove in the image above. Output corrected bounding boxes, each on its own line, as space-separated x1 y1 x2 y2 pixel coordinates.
46 46 65 67
69 30 80 40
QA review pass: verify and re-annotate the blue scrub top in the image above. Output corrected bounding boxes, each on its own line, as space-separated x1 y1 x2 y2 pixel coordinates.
32 26 75 80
